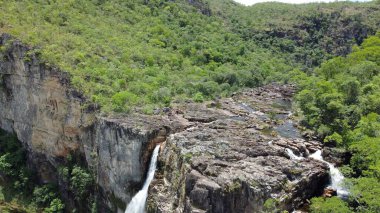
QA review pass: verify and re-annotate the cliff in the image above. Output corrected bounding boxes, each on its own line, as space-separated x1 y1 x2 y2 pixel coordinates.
0 34 169 211
0 34 330 212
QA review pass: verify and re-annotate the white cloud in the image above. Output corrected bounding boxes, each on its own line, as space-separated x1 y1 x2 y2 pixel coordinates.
233 0 369 6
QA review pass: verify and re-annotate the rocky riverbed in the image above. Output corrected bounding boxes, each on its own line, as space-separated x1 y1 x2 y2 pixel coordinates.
146 84 330 213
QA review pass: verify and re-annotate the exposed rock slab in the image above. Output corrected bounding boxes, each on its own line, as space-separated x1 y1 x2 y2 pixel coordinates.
148 84 329 213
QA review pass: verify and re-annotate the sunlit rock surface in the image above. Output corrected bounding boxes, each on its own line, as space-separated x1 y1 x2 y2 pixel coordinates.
148 84 330 213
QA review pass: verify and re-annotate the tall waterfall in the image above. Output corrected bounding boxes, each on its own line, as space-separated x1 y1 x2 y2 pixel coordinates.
309 150 349 198
125 145 160 213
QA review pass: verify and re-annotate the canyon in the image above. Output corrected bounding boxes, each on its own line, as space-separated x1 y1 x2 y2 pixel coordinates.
0 34 340 212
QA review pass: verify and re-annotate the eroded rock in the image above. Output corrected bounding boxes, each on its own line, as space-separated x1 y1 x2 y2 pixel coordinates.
148 84 330 213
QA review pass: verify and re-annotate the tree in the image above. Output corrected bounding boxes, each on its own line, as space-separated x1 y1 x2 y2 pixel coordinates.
350 137 380 177
349 177 380 213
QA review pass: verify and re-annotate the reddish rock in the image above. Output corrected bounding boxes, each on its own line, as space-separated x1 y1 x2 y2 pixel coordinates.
323 187 337 198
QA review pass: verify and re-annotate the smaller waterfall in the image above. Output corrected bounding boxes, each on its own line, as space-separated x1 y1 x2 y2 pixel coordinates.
309 150 349 198
125 145 160 213
286 148 304 160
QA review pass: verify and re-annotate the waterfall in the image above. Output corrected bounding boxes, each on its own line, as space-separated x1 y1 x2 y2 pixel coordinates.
309 150 349 198
125 145 160 213
286 148 304 160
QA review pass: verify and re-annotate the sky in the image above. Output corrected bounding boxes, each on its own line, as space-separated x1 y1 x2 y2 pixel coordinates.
233 0 371 5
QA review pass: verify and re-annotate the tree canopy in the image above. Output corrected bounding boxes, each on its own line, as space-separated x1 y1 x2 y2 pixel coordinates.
0 0 378 113
296 33 380 213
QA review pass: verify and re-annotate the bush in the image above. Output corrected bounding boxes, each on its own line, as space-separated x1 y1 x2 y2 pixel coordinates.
263 198 279 213
0 154 13 176
70 166 93 200
33 185 58 206
349 137 380 177
324 132 343 144
111 91 138 111
310 197 352 213
193 92 204 103
45 198 65 213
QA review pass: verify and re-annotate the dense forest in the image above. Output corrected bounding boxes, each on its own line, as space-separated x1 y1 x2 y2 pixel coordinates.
0 0 379 113
0 0 379 212
293 33 380 213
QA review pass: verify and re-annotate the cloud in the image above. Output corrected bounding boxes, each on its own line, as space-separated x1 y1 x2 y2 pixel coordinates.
233 0 369 6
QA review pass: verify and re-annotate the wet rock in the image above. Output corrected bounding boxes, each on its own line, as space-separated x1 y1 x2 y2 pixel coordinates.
322 147 350 166
323 187 337 198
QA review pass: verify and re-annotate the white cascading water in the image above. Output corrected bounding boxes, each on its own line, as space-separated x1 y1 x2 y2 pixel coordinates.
309 150 349 198
286 148 304 160
125 145 160 213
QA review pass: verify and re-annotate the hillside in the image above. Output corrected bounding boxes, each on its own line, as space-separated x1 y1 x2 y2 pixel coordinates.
0 0 380 212
292 32 380 213
209 0 380 67
0 0 379 113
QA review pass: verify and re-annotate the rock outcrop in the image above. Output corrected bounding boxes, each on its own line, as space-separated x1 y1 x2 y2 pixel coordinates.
148 84 330 213
82 115 170 210
322 147 350 167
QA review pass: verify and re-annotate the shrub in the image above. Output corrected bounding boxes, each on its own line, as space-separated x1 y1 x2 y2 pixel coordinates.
263 198 279 213
111 91 138 111
45 198 65 213
33 185 58 206
193 92 204 103
70 166 93 200
310 197 352 213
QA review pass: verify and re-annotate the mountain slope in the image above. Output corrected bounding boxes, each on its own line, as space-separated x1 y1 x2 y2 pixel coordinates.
208 0 380 67
0 0 378 113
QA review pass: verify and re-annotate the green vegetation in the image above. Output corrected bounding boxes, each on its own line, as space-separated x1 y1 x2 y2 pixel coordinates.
0 130 96 212
263 198 279 213
310 197 352 213
0 0 287 113
70 166 94 201
0 0 380 212
0 0 378 113
57 159 96 212
294 34 380 212
209 0 380 68
0 130 64 212
294 33 380 145
224 179 242 192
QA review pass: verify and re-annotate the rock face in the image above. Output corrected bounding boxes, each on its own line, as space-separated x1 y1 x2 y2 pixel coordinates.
0 34 93 182
0 34 331 213
82 116 170 209
0 34 169 211
322 147 350 167
148 84 330 213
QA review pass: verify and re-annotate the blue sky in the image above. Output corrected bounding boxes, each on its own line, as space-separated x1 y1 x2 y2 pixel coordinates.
233 0 372 6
